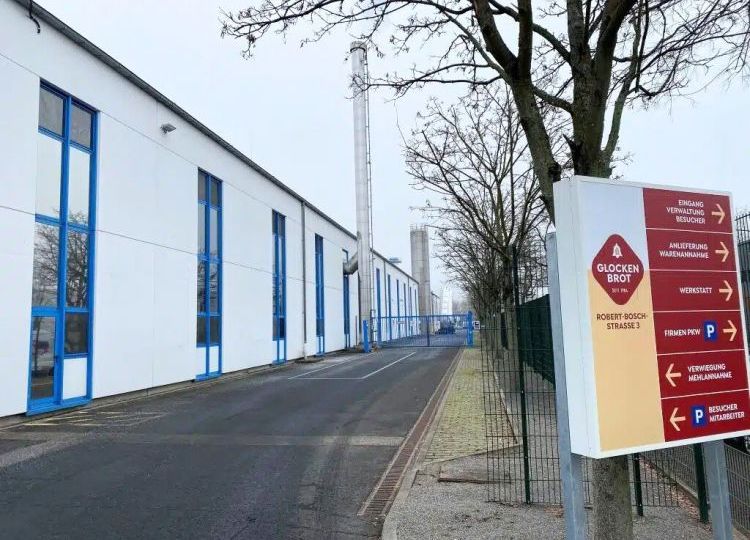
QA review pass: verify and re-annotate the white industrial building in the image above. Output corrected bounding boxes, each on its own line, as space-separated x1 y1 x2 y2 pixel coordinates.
0 0 422 418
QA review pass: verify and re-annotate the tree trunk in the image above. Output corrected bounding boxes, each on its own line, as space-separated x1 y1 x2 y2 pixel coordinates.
592 455 633 539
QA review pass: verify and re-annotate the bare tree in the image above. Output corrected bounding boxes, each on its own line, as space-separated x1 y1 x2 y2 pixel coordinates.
222 1 749 535
436 224 506 335
406 87 550 384
406 87 551 265
405 86 549 318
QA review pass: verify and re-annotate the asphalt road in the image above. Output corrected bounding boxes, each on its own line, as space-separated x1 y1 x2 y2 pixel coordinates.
0 347 458 539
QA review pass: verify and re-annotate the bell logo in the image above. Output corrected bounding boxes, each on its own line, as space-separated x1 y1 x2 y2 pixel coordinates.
591 234 644 305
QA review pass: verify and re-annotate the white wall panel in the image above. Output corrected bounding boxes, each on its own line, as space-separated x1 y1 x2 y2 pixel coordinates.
154 150 197 254
62 357 87 400
151 249 195 386
223 264 273 372
97 116 159 245
93 232 155 397
0 209 34 416
209 346 219 373
0 55 37 214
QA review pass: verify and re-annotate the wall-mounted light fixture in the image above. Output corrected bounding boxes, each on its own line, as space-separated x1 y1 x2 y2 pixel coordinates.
160 123 177 134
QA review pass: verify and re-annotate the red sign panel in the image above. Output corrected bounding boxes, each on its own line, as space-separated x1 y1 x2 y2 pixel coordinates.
591 234 644 305
661 390 750 442
646 228 736 271
643 187 750 444
657 350 749 398
652 311 744 354
643 188 732 233
650 271 739 312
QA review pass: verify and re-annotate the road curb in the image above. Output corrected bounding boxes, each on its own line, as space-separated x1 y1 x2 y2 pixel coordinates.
380 347 466 540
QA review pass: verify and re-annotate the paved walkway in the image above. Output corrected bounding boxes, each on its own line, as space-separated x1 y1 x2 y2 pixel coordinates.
385 345 738 539
425 347 488 462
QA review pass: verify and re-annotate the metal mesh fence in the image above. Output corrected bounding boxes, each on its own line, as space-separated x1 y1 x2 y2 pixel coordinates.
481 239 681 510
481 213 750 531
726 443 750 533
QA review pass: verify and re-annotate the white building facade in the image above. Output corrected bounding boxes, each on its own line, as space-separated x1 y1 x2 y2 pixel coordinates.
0 0 420 418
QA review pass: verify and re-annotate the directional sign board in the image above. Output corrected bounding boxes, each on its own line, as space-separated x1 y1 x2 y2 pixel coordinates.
555 176 750 458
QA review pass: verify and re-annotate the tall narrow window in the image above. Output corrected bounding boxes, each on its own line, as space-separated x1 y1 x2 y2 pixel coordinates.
272 211 286 363
387 274 392 340
29 84 96 412
402 283 409 332
197 171 222 378
375 268 382 342
407 285 412 336
342 249 351 348
315 235 325 355
396 279 401 338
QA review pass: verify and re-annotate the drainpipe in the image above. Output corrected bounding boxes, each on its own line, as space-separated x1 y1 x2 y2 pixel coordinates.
301 200 307 357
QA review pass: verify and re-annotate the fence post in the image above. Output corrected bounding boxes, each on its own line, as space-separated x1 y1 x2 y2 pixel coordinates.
362 320 371 353
512 246 532 504
692 444 710 523
546 232 586 539
632 453 644 517
467 311 474 347
426 316 431 347
704 440 733 539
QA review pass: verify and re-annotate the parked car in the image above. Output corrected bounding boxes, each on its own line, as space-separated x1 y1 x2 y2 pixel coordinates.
437 322 455 335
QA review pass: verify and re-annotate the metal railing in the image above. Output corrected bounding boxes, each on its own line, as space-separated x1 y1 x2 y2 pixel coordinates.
374 313 473 348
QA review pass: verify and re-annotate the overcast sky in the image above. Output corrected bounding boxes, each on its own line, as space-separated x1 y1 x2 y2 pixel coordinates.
37 0 750 297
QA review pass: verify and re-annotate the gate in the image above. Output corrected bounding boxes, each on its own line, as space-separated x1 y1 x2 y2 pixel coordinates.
374 313 474 348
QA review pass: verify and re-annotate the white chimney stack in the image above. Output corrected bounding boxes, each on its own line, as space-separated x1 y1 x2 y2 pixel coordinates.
350 41 374 343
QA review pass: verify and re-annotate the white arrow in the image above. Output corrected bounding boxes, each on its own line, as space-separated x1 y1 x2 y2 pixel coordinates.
665 363 682 388
715 241 729 263
670 408 686 432
723 319 737 342
719 280 733 302
712 203 726 224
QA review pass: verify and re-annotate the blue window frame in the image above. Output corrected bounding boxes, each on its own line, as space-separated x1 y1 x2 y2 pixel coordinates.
375 268 382 343
387 274 392 340
403 282 408 335
407 284 412 336
272 211 287 364
29 83 97 414
343 249 351 348
396 279 401 339
315 234 325 355
197 171 222 380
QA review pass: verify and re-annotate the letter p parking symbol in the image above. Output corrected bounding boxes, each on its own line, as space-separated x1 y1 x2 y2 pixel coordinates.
703 321 718 342
692 405 707 427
